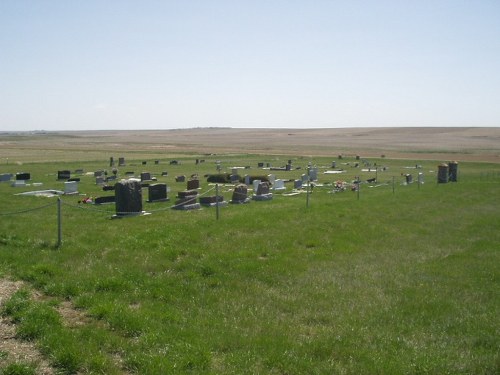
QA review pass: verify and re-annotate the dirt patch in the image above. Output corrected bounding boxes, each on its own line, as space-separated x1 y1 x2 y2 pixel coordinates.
0 279 55 374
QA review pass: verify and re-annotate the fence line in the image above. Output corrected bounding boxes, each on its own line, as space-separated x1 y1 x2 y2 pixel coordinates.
0 201 58 216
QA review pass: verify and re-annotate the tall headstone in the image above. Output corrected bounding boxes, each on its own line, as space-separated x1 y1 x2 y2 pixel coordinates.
268 174 276 185
294 179 303 189
110 157 114 167
309 167 318 181
437 163 449 184
115 179 143 216
148 183 168 202
252 179 261 192
448 161 458 182
118 157 126 166
244 175 251 185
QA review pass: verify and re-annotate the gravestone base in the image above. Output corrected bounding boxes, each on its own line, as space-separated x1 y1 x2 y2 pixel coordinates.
172 202 201 211
252 193 273 201
200 200 228 207
230 197 251 204
147 197 170 203
112 211 151 219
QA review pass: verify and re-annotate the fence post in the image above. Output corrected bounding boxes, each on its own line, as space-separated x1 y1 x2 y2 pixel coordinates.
216 183 220 220
57 197 62 247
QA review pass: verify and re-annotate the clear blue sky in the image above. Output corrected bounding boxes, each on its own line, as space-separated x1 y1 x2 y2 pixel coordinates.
1 0 499 131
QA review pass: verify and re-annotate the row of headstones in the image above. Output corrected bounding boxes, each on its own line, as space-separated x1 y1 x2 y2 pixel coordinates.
112 179 277 216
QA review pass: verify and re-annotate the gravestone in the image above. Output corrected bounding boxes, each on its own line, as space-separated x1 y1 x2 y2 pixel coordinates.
273 179 286 191
148 183 168 202
175 175 186 182
268 174 276 185
155 160 159 165
309 167 318 181
161 171 168 176
57 170 71 180
199 195 227 207
118 157 126 166
187 179 200 190
230 174 240 183
437 163 449 183
96 176 105 185
173 190 200 210
140 172 152 181
448 161 458 182
231 184 250 204
94 170 104 177
253 181 273 201
405 174 413 184
244 175 251 185
142 161 147 165
252 179 261 192
285 164 292 171
110 157 114 167
106 175 117 182
64 181 78 195
294 179 303 189
418 172 424 185
115 179 143 216
95 196 115 204
16 172 30 181
331 161 336 168
0 173 12 182
258 162 264 167
11 180 26 187
301 174 309 183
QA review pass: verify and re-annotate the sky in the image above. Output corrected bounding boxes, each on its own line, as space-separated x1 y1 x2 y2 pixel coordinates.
1 0 499 131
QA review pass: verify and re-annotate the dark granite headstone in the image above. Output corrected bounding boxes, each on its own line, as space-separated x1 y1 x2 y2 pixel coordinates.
256 182 270 195
67 177 80 182
57 170 71 180
148 183 168 202
199 195 223 205
110 157 114 167
231 184 249 203
258 162 264 167
118 157 126 166
175 175 186 182
95 196 115 204
187 179 200 190
16 172 30 181
115 179 143 215
161 171 168 176
94 170 104 177
140 172 151 181
177 189 198 198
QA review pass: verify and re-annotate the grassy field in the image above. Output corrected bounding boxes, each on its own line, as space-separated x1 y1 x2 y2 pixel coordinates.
0 144 499 373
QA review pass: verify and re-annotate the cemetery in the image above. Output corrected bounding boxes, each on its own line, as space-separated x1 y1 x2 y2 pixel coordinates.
0 130 499 374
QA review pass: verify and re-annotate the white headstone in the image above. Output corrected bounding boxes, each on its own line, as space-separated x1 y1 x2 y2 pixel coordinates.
252 179 261 191
273 179 286 191
268 174 276 185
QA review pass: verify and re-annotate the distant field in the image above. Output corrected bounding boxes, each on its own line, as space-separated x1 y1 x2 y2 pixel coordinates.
1 127 500 163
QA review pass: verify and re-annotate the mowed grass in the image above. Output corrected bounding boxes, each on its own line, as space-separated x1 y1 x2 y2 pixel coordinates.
0 154 499 374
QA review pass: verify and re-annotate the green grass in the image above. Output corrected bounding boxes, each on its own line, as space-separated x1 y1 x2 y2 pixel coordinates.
0 154 499 374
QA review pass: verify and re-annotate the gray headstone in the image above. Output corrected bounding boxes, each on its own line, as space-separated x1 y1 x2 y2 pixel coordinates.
64 181 78 194
115 179 143 215
244 175 251 185
0 173 12 182
294 179 303 189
